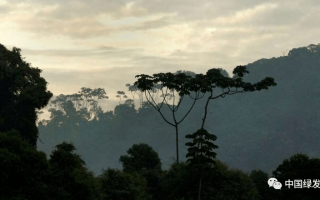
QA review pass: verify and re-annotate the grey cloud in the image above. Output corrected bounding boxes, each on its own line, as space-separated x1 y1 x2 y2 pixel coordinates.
9 0 144 19
7 0 319 39
9 3 175 38
130 51 239 75
0 5 9 13
4 0 320 102
134 0 267 20
23 46 140 58
242 3 307 26
7 0 320 22
16 17 112 38
295 8 320 30
21 46 146 72
123 16 175 31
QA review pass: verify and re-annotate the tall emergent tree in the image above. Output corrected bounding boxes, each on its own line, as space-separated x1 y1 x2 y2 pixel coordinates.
0 44 52 146
134 66 276 163
185 66 276 199
134 72 204 163
49 87 108 120
195 66 277 130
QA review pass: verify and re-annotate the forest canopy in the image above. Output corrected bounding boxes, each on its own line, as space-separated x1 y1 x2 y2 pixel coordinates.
1 43 320 199
0 44 52 146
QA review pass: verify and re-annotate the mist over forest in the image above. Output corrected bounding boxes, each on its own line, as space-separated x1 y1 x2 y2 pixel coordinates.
1 43 320 199
37 44 320 176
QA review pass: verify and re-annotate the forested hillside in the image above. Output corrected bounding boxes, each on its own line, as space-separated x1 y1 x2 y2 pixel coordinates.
38 44 320 175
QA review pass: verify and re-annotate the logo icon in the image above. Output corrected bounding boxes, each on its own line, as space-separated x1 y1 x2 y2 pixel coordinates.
268 178 282 190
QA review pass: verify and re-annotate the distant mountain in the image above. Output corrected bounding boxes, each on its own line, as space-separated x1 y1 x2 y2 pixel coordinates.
212 43 320 172
38 44 320 175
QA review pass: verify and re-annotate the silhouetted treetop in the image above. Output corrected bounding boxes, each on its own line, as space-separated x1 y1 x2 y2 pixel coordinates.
288 43 320 57
120 143 161 173
0 43 52 146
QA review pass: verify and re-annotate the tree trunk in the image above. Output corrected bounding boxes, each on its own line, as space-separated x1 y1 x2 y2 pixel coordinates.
175 125 179 163
198 169 203 200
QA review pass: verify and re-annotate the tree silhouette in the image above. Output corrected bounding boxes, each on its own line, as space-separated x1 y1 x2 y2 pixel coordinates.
125 83 144 108
195 66 277 130
49 142 95 200
185 129 218 200
0 44 52 146
161 160 259 199
50 87 108 120
0 131 50 200
182 66 276 199
99 168 147 200
120 144 162 199
116 90 128 104
134 72 204 163
273 154 320 199
134 66 276 163
250 169 277 200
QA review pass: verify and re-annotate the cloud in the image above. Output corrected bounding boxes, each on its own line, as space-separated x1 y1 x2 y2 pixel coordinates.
16 17 112 38
133 0 272 20
23 46 139 58
3 2 177 39
7 0 138 18
0 5 8 13
4 0 319 41
2 0 320 107
122 16 176 31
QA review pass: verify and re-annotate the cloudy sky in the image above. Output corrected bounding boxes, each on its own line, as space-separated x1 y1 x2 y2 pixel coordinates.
1 0 319 111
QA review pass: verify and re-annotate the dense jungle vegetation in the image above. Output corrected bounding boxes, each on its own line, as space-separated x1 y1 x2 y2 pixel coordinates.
1 43 320 199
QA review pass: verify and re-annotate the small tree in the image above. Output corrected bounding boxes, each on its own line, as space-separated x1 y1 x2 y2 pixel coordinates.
120 144 162 199
186 129 218 200
116 91 128 104
49 142 95 200
120 143 161 173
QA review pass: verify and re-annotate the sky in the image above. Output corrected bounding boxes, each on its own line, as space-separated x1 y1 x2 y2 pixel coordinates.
1 0 320 113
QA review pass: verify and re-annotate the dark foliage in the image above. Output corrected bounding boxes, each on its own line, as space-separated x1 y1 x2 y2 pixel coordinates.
120 143 161 173
120 144 162 199
0 131 50 200
49 142 95 200
250 170 278 200
160 161 259 200
98 168 147 200
272 154 320 199
0 44 52 146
